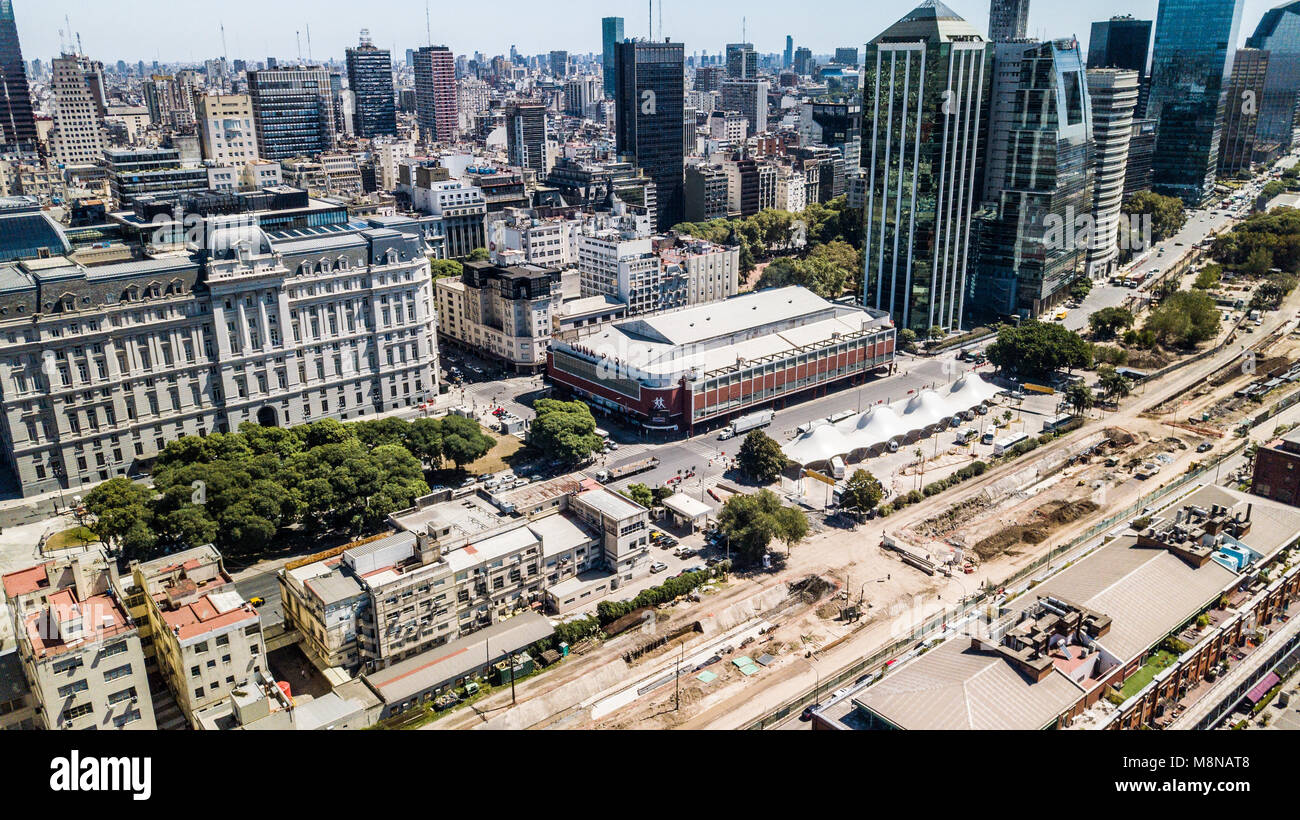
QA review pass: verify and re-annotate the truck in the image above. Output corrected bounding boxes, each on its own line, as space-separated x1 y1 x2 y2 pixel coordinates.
720 409 775 440
595 456 660 483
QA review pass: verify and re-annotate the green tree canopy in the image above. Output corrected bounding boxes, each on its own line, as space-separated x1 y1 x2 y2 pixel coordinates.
839 469 884 516
430 259 464 279
1088 307 1133 340
1143 289 1221 348
986 321 1092 379
717 489 808 563
736 429 788 484
527 399 604 465
1123 191 1187 242
439 415 496 469
82 477 157 560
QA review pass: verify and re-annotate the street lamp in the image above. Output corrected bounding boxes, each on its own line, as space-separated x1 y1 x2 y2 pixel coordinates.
803 656 822 706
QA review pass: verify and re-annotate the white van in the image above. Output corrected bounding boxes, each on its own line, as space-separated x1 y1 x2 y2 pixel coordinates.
830 456 846 480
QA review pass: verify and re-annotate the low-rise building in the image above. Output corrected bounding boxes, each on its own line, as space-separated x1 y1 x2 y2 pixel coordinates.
3 552 155 730
1251 430 1300 506
131 545 267 728
435 261 562 373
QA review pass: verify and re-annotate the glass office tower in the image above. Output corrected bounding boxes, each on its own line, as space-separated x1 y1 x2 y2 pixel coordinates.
602 17 624 98
0 0 36 149
1146 0 1244 206
345 32 397 138
1246 1 1300 158
1087 15 1153 116
615 39 685 231
861 1 991 333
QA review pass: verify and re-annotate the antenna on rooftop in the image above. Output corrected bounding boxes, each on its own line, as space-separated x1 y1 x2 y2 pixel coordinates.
296 30 302 64
306 24 313 64
426 0 433 47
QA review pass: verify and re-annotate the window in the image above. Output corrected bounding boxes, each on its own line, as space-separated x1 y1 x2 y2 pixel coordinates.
57 680 89 698
107 687 136 705
104 664 133 682
62 703 93 721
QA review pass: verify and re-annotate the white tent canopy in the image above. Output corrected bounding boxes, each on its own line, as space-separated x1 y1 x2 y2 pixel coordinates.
783 375 1003 468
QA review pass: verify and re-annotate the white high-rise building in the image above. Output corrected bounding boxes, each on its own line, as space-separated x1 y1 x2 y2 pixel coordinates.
196 94 258 164
48 54 109 166
1085 68 1139 279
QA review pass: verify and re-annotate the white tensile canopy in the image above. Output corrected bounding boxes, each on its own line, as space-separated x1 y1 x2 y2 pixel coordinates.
782 375 1002 468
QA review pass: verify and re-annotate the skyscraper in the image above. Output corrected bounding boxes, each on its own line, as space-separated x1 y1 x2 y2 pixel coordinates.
616 39 686 231
549 50 569 78
1147 0 1244 206
720 79 768 136
0 0 36 149
862 1 990 333
784 36 794 69
834 47 860 66
345 31 397 138
1218 48 1270 175
725 43 757 78
1085 68 1140 279
48 54 110 166
1246 1 1300 159
1087 16 1153 115
247 66 337 160
793 47 814 75
602 17 625 98
506 102 548 174
413 45 458 144
988 0 1031 42
974 39 1091 321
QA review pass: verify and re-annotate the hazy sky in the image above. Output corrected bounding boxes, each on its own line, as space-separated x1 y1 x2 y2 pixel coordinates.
9 0 1285 64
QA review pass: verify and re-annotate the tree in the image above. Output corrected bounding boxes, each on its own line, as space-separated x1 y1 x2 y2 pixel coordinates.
622 483 655 509
439 416 495 469
82 477 157 559
1143 290 1221 348
986 320 1092 379
736 429 788 484
897 328 918 353
839 469 884 517
406 417 444 469
1097 365 1132 403
466 247 490 262
1088 307 1134 340
528 399 604 465
1065 382 1094 416
1123 191 1187 242
1245 246 1273 276
430 259 463 279
717 489 806 563
1192 264 1222 290
1069 278 1093 301
773 506 809 554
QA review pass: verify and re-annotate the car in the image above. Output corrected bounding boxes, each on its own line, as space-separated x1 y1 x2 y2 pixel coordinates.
460 477 477 488
676 547 695 559
607 442 620 450
705 557 722 567
685 565 705 574
649 530 664 541
650 562 669 573
1197 442 1214 453
249 596 266 607
660 537 678 548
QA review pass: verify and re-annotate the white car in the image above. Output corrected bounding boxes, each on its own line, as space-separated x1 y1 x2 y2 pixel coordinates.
650 562 669 573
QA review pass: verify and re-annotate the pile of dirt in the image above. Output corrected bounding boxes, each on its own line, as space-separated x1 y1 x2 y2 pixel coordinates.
971 499 1099 560
912 496 994 540
790 575 834 603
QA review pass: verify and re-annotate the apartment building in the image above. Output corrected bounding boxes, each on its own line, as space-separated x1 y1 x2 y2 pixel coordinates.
658 235 740 307
436 261 563 373
577 231 663 314
2 552 155 730
404 177 487 259
130 545 266 728
48 54 109 166
195 94 258 165
280 475 645 674
0 188 438 498
724 155 777 217
206 159 282 193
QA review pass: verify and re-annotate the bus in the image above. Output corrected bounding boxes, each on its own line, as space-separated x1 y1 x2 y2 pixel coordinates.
1042 414 1074 434
993 432 1030 456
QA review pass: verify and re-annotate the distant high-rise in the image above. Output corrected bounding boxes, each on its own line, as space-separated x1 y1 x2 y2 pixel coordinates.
834 47 860 66
1087 16 1153 115
506 102 548 174
1219 48 1270 174
725 43 757 78
0 0 36 149
1085 69 1140 279
862 1 990 332
695 65 725 92
247 66 337 160
721 79 769 136
1147 0 1244 206
616 39 685 230
793 47 814 75
602 17 624 97
413 45 457 144
988 0 1030 42
975 39 1091 322
1246 1 1300 158
549 50 569 78
1124 117 1157 196
784 35 794 68
48 54 110 166
345 31 397 138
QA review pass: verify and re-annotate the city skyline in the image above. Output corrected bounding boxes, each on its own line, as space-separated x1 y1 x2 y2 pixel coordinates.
10 0 1285 64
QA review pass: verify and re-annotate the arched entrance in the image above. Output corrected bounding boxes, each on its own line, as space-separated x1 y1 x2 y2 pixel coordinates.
256 406 279 428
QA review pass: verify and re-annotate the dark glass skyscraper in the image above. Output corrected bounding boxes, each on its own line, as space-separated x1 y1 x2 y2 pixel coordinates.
247 67 338 160
615 39 685 231
988 0 1031 42
725 43 757 78
862 1 991 333
1219 48 1270 174
345 32 397 138
602 17 624 98
1146 0 1244 206
1087 15 1153 116
1246 1 1300 157
974 39 1092 322
0 0 36 149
